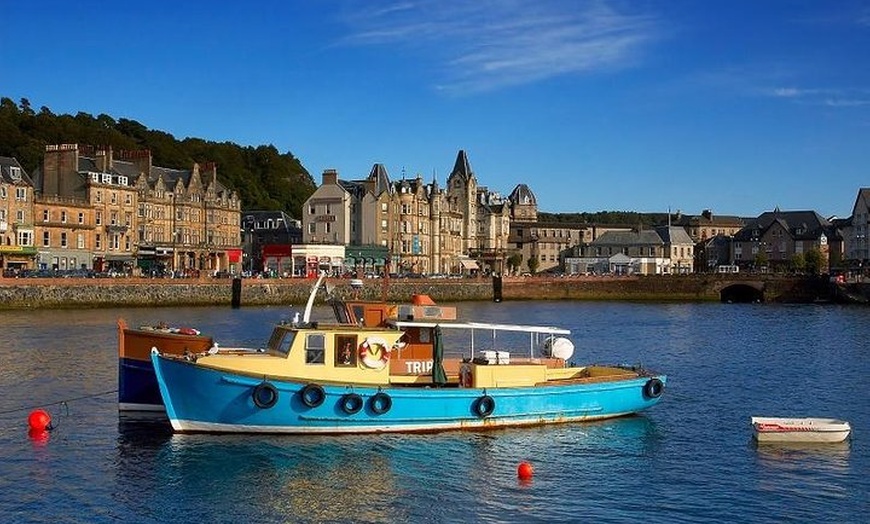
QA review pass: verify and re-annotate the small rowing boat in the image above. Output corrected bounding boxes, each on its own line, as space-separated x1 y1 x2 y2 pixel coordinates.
751 417 851 443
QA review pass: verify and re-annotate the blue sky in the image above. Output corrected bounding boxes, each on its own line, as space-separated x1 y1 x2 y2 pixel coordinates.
3 0 869 218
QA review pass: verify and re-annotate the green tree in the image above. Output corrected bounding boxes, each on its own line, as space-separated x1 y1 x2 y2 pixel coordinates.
790 253 806 274
754 251 769 271
506 252 523 274
804 248 823 275
527 256 540 274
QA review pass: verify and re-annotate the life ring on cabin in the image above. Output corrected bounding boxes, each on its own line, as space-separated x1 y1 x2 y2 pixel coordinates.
359 337 391 370
252 382 278 409
473 395 495 418
643 378 664 399
369 391 392 415
299 383 326 408
339 393 364 415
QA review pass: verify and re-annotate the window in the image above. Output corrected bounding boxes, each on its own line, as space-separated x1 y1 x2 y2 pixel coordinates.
110 211 118 226
309 204 316 215
43 210 49 222
77 233 84 249
335 335 358 367
18 230 33 246
95 234 101 249
61 232 67 248
0 187 5 198
78 212 84 224
96 191 102 203
308 223 315 234
16 210 24 223
43 231 50 247
16 188 26 201
125 194 132 205
61 211 67 223
111 192 117 204
305 333 325 364
95 211 102 225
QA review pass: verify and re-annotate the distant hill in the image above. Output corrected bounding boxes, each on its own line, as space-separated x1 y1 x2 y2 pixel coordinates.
0 96 316 218
538 211 670 227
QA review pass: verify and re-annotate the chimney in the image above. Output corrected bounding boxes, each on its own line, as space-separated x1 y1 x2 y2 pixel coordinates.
41 143 79 196
95 145 113 172
322 169 338 185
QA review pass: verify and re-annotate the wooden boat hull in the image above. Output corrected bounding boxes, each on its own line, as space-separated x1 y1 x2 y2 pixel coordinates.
151 352 667 434
118 319 213 411
751 417 851 443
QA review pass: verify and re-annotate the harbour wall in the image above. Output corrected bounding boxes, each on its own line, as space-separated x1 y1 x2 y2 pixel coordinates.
0 275 833 310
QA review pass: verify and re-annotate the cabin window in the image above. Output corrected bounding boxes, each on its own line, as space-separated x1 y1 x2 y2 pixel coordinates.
334 335 358 367
267 329 296 356
305 333 325 364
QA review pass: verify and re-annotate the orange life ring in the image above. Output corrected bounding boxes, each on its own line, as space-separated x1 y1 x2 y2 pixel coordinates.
359 337 391 370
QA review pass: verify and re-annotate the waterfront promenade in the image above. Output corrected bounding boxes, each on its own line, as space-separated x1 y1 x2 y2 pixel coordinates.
0 274 829 309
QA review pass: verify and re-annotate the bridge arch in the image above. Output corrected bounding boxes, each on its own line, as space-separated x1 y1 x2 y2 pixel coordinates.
720 283 764 303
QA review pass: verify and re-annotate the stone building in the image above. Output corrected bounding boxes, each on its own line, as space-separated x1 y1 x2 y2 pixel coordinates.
303 150 519 275
31 144 241 275
731 209 839 273
0 156 36 272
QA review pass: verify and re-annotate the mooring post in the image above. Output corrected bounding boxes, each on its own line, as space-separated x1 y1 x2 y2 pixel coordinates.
231 277 242 308
492 273 503 302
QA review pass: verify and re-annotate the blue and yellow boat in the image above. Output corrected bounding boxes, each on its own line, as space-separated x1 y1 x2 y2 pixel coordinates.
150 277 667 434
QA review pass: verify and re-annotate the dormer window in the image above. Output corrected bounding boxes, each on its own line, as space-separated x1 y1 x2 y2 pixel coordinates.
9 166 21 180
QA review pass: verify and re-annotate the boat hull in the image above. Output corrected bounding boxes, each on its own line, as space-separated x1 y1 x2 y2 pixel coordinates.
751 417 851 443
118 319 214 412
152 353 666 434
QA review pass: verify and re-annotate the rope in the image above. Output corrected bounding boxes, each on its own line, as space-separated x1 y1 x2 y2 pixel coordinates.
0 389 117 416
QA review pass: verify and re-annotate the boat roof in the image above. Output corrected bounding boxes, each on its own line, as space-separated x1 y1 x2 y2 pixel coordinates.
388 320 570 335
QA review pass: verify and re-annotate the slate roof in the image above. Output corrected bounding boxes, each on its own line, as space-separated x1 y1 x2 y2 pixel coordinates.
509 184 537 206
591 230 664 246
449 150 474 182
0 156 34 185
655 225 694 244
733 210 832 242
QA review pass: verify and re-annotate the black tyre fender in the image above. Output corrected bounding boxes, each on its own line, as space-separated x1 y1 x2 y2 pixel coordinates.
299 383 326 408
643 378 664 399
339 393 364 415
252 382 278 409
369 391 392 415
473 395 495 418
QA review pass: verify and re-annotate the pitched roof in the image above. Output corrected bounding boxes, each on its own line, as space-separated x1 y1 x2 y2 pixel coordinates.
449 150 474 182
509 184 537 206
0 156 34 185
733 210 831 241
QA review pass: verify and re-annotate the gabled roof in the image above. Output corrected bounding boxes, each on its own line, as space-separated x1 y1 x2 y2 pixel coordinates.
733 210 831 241
368 163 391 196
592 230 664 246
508 184 536 206
449 150 474 182
655 225 694 244
0 156 34 185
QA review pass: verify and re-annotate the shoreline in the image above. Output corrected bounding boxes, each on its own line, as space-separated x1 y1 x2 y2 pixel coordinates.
0 274 836 310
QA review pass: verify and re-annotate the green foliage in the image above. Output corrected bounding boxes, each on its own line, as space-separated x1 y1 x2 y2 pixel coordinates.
804 248 823 274
754 251 769 269
506 252 523 272
0 96 316 217
538 211 669 226
790 253 806 273
527 256 540 274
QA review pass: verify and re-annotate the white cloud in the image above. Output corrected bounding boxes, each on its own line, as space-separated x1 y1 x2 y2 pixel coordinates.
338 0 659 93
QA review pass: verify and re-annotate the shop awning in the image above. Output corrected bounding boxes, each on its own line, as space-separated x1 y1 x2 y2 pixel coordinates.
460 259 479 270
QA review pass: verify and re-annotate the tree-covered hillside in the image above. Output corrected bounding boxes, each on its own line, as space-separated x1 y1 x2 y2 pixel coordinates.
0 97 316 217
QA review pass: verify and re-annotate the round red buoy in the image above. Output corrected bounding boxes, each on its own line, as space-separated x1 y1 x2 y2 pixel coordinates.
28 409 52 432
517 461 534 480
28 428 50 445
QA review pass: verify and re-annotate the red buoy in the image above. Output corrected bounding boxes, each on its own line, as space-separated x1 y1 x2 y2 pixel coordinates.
517 461 534 480
28 409 52 432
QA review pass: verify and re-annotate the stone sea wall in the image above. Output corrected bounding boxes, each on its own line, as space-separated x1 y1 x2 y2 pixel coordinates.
0 274 831 310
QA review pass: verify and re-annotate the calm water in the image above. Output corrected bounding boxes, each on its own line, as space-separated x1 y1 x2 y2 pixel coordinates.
0 301 867 523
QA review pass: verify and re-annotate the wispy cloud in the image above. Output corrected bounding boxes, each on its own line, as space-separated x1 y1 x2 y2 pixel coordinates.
764 86 870 108
338 0 659 94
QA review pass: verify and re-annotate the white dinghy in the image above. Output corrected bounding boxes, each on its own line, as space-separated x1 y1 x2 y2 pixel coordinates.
751 417 851 443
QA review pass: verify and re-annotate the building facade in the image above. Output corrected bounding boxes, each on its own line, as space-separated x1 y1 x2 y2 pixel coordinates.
0 156 36 272
29 144 242 275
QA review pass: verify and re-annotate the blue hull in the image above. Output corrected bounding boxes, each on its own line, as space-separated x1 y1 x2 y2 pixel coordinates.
119 357 165 411
152 353 666 434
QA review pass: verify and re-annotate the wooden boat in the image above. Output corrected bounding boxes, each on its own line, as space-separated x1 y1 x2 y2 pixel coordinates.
118 319 214 411
149 275 667 434
751 417 852 443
